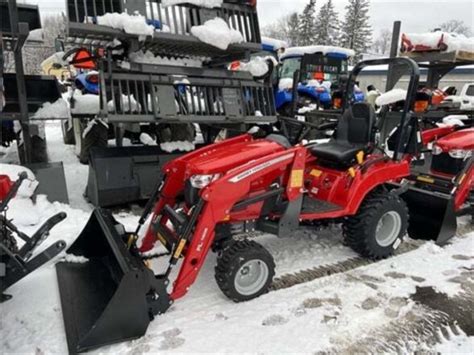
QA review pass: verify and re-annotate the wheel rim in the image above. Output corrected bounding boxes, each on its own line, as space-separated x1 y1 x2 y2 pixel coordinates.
375 211 402 247
234 259 269 296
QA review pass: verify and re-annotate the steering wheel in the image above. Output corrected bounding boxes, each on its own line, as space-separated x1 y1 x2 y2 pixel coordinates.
278 116 337 145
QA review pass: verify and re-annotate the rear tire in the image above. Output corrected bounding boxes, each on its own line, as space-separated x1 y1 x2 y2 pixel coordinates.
79 120 108 164
343 192 408 259
215 240 275 302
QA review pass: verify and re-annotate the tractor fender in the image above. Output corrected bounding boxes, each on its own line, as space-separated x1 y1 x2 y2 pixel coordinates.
345 160 410 215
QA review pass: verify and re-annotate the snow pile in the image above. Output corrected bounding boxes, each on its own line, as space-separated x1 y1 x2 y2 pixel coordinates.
61 254 89 263
403 32 474 53
96 12 155 39
436 115 466 128
0 164 38 198
107 94 142 112
70 93 100 115
280 45 355 60
375 89 407 106
278 78 294 90
191 17 243 50
129 50 203 67
160 141 195 152
238 57 270 78
298 104 318 114
261 36 288 50
27 28 44 42
32 99 70 119
162 0 222 8
139 132 157 146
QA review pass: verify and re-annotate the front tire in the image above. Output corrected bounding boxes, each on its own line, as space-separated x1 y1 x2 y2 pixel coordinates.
343 192 408 259
215 240 275 302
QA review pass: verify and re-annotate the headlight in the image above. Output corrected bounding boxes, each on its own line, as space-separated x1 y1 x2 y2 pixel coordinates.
448 149 472 159
189 174 220 189
432 144 443 155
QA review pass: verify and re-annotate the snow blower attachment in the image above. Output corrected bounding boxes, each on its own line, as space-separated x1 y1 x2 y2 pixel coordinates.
0 172 67 302
56 208 171 353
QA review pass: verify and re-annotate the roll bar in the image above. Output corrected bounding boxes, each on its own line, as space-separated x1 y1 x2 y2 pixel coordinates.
345 57 421 161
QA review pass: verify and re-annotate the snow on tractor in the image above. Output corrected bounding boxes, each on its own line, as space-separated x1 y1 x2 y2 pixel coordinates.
54 57 473 353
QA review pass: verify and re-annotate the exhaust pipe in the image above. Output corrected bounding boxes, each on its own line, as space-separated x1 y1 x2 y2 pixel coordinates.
56 209 171 353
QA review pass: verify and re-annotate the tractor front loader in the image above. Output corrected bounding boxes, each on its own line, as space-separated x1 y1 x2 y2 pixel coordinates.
55 57 471 353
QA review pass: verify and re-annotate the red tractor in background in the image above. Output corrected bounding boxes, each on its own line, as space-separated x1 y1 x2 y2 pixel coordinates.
55 57 473 353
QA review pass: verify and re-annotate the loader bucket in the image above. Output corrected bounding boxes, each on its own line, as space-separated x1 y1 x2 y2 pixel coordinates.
56 209 170 353
403 188 457 245
0 2 41 33
86 146 182 207
3 73 61 114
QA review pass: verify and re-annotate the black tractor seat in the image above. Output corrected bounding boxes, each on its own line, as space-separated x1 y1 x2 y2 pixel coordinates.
309 102 376 166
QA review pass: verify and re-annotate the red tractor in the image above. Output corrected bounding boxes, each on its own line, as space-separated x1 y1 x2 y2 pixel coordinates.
405 126 474 240
55 57 474 353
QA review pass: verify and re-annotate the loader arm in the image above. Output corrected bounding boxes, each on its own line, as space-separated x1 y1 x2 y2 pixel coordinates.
170 148 300 300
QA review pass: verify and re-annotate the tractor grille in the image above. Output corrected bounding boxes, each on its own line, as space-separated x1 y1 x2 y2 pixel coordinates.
431 153 465 176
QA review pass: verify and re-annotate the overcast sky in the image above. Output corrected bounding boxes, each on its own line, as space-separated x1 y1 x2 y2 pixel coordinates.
26 0 474 36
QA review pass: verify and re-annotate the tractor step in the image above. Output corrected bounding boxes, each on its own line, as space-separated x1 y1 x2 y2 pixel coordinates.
301 196 342 214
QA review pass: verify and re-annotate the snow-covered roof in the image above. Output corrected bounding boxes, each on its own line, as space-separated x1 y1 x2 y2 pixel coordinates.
280 45 355 60
162 0 223 8
261 36 289 51
348 63 474 72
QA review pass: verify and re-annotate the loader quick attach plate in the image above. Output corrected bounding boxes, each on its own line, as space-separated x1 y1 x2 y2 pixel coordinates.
56 209 171 353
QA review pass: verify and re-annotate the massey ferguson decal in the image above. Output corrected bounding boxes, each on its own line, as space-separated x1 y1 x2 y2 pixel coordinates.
229 153 295 183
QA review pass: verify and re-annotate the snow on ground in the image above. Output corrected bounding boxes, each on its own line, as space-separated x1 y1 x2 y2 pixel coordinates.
190 17 243 50
1 121 473 354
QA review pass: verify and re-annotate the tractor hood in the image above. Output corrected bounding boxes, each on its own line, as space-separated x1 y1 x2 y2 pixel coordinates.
184 138 287 177
436 128 474 151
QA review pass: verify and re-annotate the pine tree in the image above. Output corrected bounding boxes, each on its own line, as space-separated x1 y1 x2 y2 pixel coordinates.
339 0 372 63
287 12 302 46
314 0 340 46
298 0 317 46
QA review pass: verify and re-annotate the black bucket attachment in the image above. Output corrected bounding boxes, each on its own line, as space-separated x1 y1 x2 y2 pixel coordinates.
403 187 457 245
56 208 171 353
3 73 61 114
0 1 41 33
26 162 69 204
86 146 182 207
